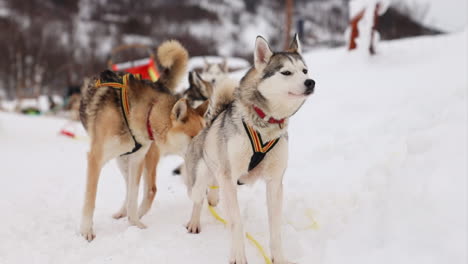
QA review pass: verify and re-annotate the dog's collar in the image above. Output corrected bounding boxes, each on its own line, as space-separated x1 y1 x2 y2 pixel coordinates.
253 105 285 125
147 103 155 141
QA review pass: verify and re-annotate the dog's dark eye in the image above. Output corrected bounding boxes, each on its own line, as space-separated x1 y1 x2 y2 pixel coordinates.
281 71 292 76
303 69 308 74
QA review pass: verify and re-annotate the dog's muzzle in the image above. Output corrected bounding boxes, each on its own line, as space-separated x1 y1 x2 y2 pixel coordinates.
304 79 315 95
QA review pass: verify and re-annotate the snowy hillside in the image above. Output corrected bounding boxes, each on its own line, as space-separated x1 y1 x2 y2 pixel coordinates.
0 32 466 264
412 0 467 31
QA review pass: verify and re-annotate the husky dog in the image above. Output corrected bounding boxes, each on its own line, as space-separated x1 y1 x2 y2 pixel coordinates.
182 71 214 108
201 57 229 85
79 40 209 241
183 34 315 264
171 71 213 175
172 72 238 175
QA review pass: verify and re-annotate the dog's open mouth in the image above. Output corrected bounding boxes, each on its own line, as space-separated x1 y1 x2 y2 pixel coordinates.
288 92 308 98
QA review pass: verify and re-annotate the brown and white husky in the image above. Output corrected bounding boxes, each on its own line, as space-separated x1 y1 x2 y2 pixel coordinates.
78 40 208 241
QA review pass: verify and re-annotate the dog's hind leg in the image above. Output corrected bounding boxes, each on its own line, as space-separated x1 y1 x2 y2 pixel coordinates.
112 156 129 219
126 144 150 229
207 178 219 207
138 143 160 218
186 162 210 234
80 143 105 241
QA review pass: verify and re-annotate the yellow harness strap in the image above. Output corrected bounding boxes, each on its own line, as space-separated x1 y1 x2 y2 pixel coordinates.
95 73 141 120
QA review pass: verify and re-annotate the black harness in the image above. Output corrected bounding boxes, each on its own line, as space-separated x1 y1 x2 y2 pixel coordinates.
242 121 280 171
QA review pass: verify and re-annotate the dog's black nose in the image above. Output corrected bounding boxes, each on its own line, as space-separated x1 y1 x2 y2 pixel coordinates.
304 79 315 94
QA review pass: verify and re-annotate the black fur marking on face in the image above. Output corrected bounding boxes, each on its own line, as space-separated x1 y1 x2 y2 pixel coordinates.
252 89 267 106
261 51 306 80
274 52 306 66
262 63 283 80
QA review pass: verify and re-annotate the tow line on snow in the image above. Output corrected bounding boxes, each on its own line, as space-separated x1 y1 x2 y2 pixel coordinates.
207 198 272 264
58 121 88 140
208 187 320 263
287 208 319 231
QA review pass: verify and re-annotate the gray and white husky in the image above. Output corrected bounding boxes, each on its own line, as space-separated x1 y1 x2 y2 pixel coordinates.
201 57 229 85
182 34 315 264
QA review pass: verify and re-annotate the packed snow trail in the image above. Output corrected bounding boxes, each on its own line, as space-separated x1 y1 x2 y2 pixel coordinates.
0 31 466 264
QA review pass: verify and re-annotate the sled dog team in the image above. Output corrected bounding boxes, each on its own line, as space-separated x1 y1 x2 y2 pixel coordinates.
79 34 315 264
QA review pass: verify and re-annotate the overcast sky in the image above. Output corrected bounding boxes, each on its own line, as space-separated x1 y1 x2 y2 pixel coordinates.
414 0 467 31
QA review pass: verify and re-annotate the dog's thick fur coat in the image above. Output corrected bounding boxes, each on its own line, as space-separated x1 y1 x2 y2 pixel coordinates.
183 34 315 264
79 40 208 241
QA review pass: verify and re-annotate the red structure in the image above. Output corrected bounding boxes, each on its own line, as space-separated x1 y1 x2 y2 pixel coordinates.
348 2 382 55
348 9 365 51
108 44 160 82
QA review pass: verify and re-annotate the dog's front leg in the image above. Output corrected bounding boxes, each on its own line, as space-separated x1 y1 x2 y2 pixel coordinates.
221 177 247 264
126 145 150 229
266 178 290 264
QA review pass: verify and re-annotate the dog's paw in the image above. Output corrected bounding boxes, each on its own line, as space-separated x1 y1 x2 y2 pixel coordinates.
112 209 127 219
230 248 247 264
128 218 147 229
186 220 201 234
229 257 248 264
272 257 295 264
80 225 95 242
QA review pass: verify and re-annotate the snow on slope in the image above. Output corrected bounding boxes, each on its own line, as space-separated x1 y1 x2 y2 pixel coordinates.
411 0 467 32
0 32 466 264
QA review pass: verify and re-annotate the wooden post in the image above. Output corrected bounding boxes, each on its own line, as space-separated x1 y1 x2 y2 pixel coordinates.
284 0 293 49
369 3 381 55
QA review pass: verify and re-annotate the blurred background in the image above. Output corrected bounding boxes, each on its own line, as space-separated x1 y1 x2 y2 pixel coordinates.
0 0 465 109
0 1 466 263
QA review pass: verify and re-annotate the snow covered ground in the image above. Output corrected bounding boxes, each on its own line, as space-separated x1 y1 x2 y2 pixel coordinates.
0 31 466 264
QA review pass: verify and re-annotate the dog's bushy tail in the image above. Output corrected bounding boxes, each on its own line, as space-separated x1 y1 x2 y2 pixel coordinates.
205 77 237 126
157 40 188 93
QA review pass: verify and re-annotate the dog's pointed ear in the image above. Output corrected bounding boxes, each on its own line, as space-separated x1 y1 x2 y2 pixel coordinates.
195 100 210 117
188 71 195 85
221 57 228 73
192 71 203 87
189 71 198 87
254 36 273 69
172 98 188 122
203 57 210 71
288 33 302 54
193 72 213 98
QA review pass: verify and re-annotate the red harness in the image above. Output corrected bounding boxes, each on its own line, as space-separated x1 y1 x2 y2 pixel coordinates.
253 105 285 124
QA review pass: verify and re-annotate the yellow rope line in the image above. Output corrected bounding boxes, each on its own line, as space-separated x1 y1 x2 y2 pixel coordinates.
207 204 272 264
246 233 273 264
208 205 227 225
287 208 319 231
